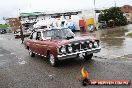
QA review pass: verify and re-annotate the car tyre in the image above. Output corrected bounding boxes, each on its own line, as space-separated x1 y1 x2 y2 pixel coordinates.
29 48 35 57
84 53 93 60
48 53 58 67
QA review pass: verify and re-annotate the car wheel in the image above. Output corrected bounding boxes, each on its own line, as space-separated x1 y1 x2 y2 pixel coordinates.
48 53 58 67
29 48 35 57
84 53 93 60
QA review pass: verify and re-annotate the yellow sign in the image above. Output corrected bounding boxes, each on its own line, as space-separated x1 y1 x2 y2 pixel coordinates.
86 18 94 25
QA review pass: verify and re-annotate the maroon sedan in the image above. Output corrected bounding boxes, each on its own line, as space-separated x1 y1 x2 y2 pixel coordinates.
24 28 101 66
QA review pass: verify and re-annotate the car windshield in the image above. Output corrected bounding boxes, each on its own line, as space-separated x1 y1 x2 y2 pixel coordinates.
43 28 75 39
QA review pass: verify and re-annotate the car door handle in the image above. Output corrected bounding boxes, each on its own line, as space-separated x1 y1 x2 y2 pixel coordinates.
33 40 37 42
35 44 40 46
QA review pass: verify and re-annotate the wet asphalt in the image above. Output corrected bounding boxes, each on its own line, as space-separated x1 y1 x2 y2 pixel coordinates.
0 24 132 88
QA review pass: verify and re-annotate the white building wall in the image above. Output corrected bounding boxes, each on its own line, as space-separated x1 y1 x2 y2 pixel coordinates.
71 15 80 30
77 9 99 26
20 10 100 30
21 15 52 24
81 10 94 19
45 15 51 20
37 16 44 21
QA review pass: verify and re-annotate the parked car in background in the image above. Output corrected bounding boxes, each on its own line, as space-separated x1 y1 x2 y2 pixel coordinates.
14 30 31 38
99 21 107 28
67 21 76 32
0 28 7 34
24 27 101 66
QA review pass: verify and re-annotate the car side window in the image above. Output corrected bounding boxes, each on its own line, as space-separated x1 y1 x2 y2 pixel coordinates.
43 31 47 37
43 30 53 37
30 32 33 39
32 32 37 40
36 32 41 40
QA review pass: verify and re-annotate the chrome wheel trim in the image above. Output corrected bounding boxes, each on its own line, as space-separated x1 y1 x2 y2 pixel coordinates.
29 49 32 55
49 54 55 65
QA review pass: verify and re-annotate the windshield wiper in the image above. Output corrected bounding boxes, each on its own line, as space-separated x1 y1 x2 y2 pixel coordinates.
54 36 62 39
66 36 74 40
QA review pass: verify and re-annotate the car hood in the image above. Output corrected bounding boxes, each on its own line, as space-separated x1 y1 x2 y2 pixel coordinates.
49 36 96 46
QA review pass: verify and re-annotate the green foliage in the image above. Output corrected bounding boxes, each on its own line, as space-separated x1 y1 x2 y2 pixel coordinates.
0 24 9 28
98 7 127 27
126 32 132 38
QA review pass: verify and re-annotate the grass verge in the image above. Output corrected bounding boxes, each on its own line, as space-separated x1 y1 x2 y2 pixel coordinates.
0 24 9 28
126 32 132 38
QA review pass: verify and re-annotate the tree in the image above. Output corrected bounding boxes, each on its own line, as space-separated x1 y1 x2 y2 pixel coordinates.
98 7 127 27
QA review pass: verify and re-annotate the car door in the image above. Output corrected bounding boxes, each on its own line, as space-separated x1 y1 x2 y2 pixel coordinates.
36 31 47 56
35 31 43 55
30 32 37 53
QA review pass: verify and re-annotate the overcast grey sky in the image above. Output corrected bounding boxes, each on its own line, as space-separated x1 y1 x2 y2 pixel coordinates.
0 0 132 23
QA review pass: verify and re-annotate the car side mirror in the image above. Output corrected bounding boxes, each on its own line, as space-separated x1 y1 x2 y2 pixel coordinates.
46 37 51 40
38 37 43 41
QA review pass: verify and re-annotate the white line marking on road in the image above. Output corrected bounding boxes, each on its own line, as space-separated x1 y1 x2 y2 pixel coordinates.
0 54 4 56
111 55 121 58
18 60 26 65
18 58 22 60
127 58 132 60
10 53 15 55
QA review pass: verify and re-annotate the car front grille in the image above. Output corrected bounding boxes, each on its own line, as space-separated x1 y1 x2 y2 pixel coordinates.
80 42 88 50
71 41 90 52
72 43 80 52
58 40 99 54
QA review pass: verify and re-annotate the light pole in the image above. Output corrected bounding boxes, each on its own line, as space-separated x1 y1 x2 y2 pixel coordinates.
18 9 24 43
114 0 116 7
19 9 21 16
94 0 97 28
27 0 31 12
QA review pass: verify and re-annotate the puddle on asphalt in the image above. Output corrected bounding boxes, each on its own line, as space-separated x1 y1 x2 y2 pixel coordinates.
0 54 4 57
48 74 55 81
18 58 26 65
114 54 132 60
0 47 11 55
0 60 7 66
18 60 26 65
76 24 132 60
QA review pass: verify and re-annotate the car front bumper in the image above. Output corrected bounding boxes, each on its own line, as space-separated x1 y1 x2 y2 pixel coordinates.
57 47 101 60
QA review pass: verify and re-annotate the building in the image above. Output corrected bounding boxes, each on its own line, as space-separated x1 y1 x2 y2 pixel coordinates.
120 5 132 13
20 11 85 30
20 11 81 29
20 10 99 30
120 5 132 23
5 17 21 32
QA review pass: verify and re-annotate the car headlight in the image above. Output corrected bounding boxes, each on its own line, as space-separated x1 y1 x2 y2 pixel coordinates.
94 42 98 48
60 46 66 53
81 42 84 44
68 45 73 52
86 41 89 44
89 43 93 48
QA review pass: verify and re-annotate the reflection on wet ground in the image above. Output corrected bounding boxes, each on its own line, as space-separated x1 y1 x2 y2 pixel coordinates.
0 25 132 88
76 24 132 59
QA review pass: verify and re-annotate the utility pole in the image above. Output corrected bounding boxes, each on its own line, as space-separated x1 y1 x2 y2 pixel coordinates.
114 0 116 7
94 0 97 28
19 9 24 44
